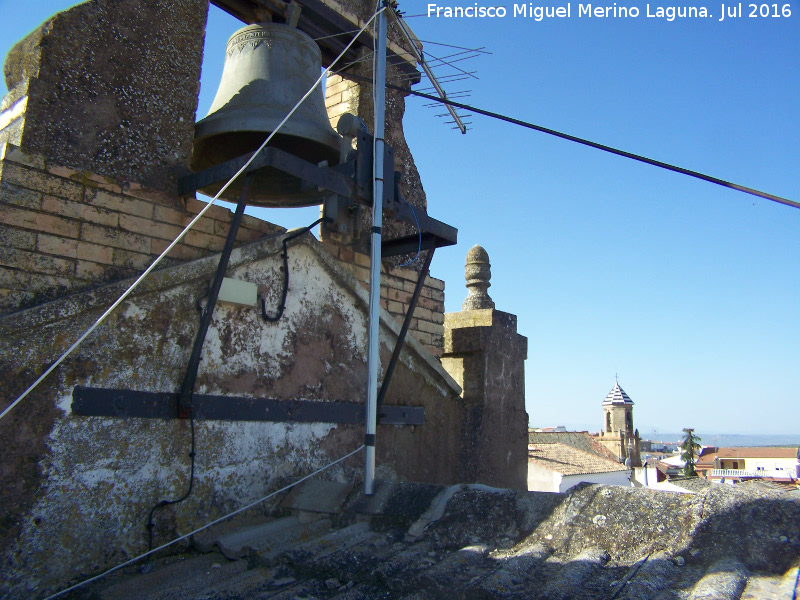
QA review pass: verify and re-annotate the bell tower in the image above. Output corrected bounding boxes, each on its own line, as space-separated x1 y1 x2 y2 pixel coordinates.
598 381 641 466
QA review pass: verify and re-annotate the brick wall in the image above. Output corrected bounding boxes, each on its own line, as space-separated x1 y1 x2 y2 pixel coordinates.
323 239 445 357
322 73 446 357
0 143 283 315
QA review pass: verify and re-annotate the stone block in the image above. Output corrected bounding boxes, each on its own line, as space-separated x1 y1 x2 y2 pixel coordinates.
184 229 225 252
87 188 154 219
0 180 43 209
112 248 152 270
76 241 114 265
0 204 80 238
37 233 78 258
81 222 151 254
0 162 83 202
0 227 36 251
120 213 182 241
41 196 119 228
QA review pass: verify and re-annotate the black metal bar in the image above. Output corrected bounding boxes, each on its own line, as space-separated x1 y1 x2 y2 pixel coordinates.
72 386 424 425
178 147 355 198
178 175 253 417
382 232 455 257
376 248 435 408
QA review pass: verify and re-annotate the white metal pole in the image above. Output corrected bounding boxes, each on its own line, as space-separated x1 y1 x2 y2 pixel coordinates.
364 4 388 496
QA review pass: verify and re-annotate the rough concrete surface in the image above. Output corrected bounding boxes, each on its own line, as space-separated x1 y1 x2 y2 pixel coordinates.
1 0 207 191
56 480 800 600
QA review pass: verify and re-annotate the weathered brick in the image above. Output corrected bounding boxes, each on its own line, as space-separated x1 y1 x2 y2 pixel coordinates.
414 306 434 322
387 289 412 304
184 229 225 251
81 223 151 254
77 242 114 265
153 204 217 235
0 266 30 287
425 276 445 291
0 227 36 250
430 311 445 325
120 213 183 241
150 238 206 260
326 101 353 119
0 205 80 238
41 196 119 227
383 275 404 291
185 197 232 223
37 234 79 258
0 287 34 311
27 273 74 294
421 286 445 302
325 78 353 97
411 330 433 345
0 247 74 276
0 181 43 209
354 252 370 268
0 143 45 168
338 245 355 263
387 300 405 314
87 188 154 219
417 319 443 335
112 248 152 270
75 260 110 280
325 92 343 108
0 162 83 201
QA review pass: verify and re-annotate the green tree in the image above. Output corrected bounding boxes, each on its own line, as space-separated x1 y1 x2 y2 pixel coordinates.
680 428 702 477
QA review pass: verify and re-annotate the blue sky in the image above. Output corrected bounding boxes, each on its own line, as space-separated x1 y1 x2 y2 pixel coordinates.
1 1 797 436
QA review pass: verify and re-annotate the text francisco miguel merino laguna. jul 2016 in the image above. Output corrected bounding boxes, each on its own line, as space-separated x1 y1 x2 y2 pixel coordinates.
426 2 793 21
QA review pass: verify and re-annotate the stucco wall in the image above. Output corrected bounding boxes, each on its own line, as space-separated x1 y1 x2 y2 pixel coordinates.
0 232 464 598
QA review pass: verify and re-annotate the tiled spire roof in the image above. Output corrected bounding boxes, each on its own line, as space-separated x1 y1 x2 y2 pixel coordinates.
602 381 634 405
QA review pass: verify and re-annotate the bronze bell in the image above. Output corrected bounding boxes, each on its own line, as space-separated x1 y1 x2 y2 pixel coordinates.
192 22 343 207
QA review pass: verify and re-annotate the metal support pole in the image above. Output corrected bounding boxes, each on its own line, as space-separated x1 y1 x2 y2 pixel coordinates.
364 4 388 496
179 175 253 418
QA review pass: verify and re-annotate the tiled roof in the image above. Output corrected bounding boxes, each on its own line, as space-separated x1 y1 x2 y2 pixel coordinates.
602 381 634 406
528 431 621 462
696 447 799 467
528 442 629 476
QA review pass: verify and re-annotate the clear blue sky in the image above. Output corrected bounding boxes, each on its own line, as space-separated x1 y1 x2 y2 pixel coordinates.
1 1 798 436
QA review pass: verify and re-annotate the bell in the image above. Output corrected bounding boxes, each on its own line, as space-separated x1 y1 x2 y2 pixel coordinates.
192 22 343 207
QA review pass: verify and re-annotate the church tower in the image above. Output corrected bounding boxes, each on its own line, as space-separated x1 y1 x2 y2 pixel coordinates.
598 381 641 466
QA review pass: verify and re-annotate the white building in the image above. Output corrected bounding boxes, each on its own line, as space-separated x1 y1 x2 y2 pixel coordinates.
528 442 631 493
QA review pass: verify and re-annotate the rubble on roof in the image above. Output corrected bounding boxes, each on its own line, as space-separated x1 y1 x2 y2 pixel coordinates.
71 479 800 600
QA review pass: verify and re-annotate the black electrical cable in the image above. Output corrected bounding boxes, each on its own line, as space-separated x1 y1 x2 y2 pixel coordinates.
145 414 195 553
261 217 327 322
345 72 799 210
398 197 422 267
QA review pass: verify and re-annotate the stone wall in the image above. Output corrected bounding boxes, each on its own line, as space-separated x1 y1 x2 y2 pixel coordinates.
0 0 208 191
0 232 465 598
0 143 282 315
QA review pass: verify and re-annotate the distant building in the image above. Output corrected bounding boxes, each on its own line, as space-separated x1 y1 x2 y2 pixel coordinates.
695 447 800 485
527 441 631 493
594 381 642 467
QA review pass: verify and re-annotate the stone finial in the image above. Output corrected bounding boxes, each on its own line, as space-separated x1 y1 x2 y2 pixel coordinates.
462 245 495 311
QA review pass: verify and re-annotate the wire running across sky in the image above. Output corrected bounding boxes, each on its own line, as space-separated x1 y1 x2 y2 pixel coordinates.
350 69 799 210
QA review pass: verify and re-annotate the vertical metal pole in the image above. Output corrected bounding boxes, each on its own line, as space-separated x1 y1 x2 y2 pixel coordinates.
364 4 388 496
